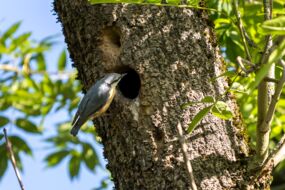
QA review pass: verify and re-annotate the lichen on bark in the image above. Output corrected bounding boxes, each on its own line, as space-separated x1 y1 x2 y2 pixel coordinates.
54 0 250 189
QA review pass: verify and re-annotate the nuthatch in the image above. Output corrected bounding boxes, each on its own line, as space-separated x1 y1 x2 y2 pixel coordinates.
71 73 126 136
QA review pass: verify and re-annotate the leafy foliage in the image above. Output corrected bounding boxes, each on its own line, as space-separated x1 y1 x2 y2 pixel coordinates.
184 96 233 133
89 0 200 7
211 101 233 120
187 105 213 133
0 0 285 189
207 0 285 147
0 22 103 185
260 16 285 35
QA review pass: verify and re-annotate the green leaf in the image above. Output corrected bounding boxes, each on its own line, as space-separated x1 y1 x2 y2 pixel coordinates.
58 50 67 71
12 104 42 116
210 70 236 82
230 82 247 94
211 101 233 120
0 44 8 54
41 74 54 95
166 0 180 5
40 34 60 47
249 39 285 91
181 101 196 109
201 96 215 103
225 31 244 62
271 125 283 139
0 158 8 179
187 0 199 6
23 77 39 91
0 98 11 111
69 154 81 179
45 150 70 167
82 143 99 171
0 145 8 178
9 136 32 156
260 16 285 35
45 134 80 147
35 53 46 71
267 39 285 65
12 33 31 46
15 118 41 134
1 22 21 42
41 103 53 116
187 105 213 133
145 0 161 3
0 116 9 128
181 96 215 109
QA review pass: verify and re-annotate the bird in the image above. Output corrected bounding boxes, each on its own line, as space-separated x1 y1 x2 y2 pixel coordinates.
70 73 126 136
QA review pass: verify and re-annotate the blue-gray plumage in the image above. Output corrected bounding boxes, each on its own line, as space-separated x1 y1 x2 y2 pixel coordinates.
71 73 126 136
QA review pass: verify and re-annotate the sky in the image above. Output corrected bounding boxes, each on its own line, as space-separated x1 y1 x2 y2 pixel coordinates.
0 0 112 190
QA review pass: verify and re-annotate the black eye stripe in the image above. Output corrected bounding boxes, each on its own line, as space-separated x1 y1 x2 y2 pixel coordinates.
111 79 118 84
112 77 122 84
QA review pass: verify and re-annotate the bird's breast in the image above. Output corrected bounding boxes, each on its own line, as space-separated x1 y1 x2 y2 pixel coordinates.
92 87 116 118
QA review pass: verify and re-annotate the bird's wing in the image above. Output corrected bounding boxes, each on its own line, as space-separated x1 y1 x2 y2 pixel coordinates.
71 97 90 126
82 85 109 119
72 84 109 124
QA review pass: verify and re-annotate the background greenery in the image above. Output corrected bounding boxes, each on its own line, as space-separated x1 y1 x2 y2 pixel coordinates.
0 0 284 189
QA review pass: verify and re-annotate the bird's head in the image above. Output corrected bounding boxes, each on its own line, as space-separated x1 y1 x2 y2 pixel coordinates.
103 73 126 87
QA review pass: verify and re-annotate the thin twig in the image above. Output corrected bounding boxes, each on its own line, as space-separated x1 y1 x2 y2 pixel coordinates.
238 56 255 67
176 122 197 190
0 64 74 76
236 56 248 73
236 56 256 74
243 28 258 48
273 134 285 166
3 128 25 190
232 0 251 61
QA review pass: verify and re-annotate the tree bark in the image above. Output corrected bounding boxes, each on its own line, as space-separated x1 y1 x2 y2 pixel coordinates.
54 0 251 189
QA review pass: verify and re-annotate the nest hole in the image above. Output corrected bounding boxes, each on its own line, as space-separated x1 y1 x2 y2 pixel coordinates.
116 67 141 99
101 26 121 48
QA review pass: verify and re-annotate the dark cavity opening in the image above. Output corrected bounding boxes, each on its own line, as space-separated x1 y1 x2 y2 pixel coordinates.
117 67 141 99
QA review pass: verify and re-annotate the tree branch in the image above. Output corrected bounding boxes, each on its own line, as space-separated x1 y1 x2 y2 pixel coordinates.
3 128 25 190
249 129 285 186
264 77 279 84
273 134 285 167
260 0 273 66
232 0 251 61
259 60 285 134
176 122 197 190
256 0 274 165
0 64 74 77
249 59 285 186
236 56 256 74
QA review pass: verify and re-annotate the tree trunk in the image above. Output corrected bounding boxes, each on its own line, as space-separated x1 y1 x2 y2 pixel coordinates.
54 0 251 189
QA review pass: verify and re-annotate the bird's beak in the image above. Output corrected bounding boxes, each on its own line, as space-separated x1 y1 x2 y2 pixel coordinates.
120 73 127 79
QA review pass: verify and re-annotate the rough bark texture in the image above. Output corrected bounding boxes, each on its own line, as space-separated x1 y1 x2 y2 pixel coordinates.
54 1 250 189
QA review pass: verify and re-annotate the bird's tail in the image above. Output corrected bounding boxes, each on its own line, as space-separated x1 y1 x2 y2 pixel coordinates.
71 115 82 136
